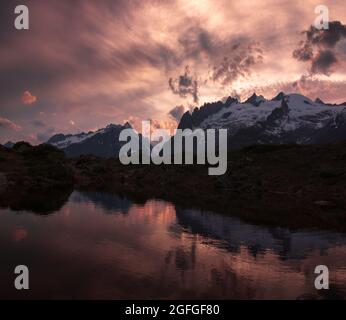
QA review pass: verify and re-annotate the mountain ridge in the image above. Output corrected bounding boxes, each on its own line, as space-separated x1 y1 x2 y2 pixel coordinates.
43 92 346 157
177 92 346 150
46 122 134 158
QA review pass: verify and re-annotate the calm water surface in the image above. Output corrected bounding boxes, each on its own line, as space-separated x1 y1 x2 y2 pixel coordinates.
0 191 346 299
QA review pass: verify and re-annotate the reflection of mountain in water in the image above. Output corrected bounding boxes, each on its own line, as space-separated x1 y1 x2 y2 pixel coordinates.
175 208 346 260
70 191 132 214
69 191 346 261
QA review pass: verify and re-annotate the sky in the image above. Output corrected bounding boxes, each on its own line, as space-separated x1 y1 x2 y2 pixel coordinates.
0 0 346 144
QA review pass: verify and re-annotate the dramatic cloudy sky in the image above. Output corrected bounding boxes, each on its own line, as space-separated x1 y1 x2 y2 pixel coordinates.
0 0 346 144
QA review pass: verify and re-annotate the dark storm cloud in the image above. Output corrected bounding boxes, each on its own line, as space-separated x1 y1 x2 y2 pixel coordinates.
338 40 346 54
306 21 346 48
169 24 264 100
311 50 338 74
293 21 346 75
178 25 214 59
211 42 263 85
169 66 199 103
293 42 314 61
168 105 185 122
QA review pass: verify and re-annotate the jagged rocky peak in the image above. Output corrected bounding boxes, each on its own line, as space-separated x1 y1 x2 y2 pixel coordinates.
315 98 325 104
47 133 71 144
224 96 238 106
271 92 286 101
177 110 194 130
178 96 239 130
105 122 132 130
244 93 266 106
123 121 132 129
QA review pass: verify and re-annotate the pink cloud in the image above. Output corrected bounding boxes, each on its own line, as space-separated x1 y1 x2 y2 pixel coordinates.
21 90 37 105
0 117 22 131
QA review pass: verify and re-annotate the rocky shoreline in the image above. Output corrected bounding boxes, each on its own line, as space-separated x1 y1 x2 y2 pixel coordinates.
1 141 346 231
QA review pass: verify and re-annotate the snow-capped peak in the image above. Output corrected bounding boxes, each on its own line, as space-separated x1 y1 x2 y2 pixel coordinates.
271 92 286 101
178 92 346 149
47 123 132 149
244 93 267 106
285 93 314 106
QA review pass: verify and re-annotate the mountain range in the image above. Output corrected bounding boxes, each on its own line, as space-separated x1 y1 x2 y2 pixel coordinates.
46 123 133 157
178 92 346 150
6 92 344 158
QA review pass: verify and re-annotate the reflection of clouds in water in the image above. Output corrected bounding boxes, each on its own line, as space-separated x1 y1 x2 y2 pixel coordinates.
174 208 346 260
68 192 346 298
1 192 346 299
